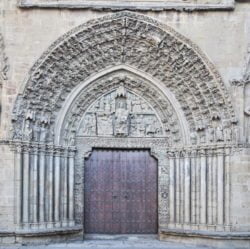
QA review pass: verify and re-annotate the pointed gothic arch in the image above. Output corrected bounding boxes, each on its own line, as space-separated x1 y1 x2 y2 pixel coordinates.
10 11 238 239
12 11 237 146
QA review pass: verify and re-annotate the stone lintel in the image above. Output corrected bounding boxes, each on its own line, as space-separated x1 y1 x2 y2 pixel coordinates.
18 0 235 11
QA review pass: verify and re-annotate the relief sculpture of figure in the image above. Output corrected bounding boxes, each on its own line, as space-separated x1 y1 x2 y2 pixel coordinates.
244 106 250 142
223 121 232 142
215 123 224 142
114 107 129 137
81 114 96 136
40 123 48 142
23 120 33 141
114 85 130 137
33 121 41 142
206 126 215 143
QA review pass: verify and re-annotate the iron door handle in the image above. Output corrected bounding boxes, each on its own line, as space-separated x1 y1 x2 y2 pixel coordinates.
112 195 118 199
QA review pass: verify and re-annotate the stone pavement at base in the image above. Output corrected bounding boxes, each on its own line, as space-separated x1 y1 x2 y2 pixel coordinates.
0 238 218 249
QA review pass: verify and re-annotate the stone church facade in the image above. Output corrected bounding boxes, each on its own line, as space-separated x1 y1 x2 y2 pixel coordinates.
0 0 250 248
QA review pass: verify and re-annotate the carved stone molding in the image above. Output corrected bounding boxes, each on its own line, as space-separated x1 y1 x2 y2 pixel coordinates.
18 0 235 11
75 136 169 227
11 11 238 147
62 71 183 146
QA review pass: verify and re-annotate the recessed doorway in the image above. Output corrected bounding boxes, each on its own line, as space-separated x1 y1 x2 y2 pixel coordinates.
84 149 158 234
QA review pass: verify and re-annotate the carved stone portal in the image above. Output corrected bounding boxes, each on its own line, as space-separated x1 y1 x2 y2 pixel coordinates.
9 12 239 238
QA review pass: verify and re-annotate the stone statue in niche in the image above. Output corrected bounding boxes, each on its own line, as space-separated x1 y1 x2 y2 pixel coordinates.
23 120 33 141
206 126 215 143
215 124 224 142
190 131 197 145
223 121 232 142
78 85 163 137
40 123 48 142
33 121 41 142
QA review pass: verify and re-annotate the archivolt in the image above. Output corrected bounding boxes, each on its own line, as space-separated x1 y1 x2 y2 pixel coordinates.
57 69 187 145
11 11 237 145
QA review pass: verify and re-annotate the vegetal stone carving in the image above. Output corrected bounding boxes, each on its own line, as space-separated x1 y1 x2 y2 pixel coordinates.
11 11 237 146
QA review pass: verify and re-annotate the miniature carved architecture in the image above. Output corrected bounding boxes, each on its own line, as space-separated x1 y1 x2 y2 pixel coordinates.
0 0 250 248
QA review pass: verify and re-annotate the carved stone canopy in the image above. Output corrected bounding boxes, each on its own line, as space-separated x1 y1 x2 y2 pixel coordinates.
11 11 238 146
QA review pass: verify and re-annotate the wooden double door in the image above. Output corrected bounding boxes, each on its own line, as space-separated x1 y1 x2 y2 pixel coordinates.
84 149 158 234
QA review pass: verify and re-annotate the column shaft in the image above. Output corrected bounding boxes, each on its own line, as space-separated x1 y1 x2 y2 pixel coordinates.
184 155 190 224
200 151 207 224
32 150 38 224
191 154 196 224
169 156 175 224
47 152 54 226
54 153 61 225
217 150 224 226
39 149 45 226
14 146 22 226
207 151 213 225
225 148 231 226
69 154 75 225
62 155 68 226
22 150 30 225
175 156 180 224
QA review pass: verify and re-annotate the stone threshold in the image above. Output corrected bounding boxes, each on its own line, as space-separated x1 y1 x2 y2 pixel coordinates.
84 234 158 240
160 229 250 240
0 225 83 237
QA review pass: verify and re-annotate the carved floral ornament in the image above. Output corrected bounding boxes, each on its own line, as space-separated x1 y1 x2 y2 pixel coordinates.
11 11 238 146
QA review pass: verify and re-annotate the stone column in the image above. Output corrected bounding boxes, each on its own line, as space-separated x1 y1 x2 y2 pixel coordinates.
62 150 69 227
184 151 191 224
190 150 197 224
46 147 54 228
217 148 225 229
175 152 180 225
39 145 46 228
68 148 76 226
179 154 184 225
168 151 175 224
14 143 22 228
224 147 231 228
54 148 61 227
31 146 38 228
195 153 201 225
22 145 30 228
200 149 207 225
212 151 217 225
207 149 213 225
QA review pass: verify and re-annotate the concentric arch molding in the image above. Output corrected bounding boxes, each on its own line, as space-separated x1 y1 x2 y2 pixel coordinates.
18 0 235 11
11 11 238 147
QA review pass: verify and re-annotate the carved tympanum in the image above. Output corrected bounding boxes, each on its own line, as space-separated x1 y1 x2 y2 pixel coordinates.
79 86 164 138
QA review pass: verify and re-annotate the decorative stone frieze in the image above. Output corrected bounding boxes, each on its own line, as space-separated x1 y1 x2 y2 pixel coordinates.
18 0 235 11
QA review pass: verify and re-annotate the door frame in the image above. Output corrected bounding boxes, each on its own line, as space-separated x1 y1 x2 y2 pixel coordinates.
75 136 170 235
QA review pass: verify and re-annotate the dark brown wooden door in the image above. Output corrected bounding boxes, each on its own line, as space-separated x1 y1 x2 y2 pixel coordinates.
84 149 158 234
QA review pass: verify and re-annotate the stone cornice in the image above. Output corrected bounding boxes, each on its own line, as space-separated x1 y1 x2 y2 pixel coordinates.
18 0 235 11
